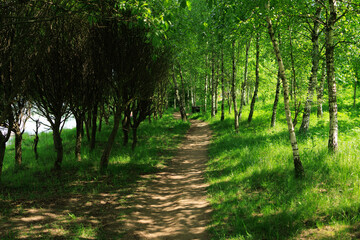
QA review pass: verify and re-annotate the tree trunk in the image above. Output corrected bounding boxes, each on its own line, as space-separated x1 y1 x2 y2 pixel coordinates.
289 26 298 119
271 33 282 127
204 55 208 112
132 125 138 150
75 115 83 162
192 78 196 107
317 61 326 118
326 0 338 152
0 133 7 181
34 135 39 160
34 120 40 160
14 128 23 168
299 6 322 133
190 84 194 107
98 113 102 132
90 105 98 150
228 89 232 114
231 41 239 132
271 71 281 127
215 60 219 114
187 88 191 110
221 48 225 121
122 109 130 146
211 53 216 117
52 120 63 171
248 33 260 123
172 65 187 121
85 112 91 141
238 37 252 121
179 64 188 120
267 6 304 178
100 107 121 173
0 118 12 180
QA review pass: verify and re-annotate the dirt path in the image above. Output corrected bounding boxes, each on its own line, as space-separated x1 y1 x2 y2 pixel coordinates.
0 113 212 239
123 113 212 239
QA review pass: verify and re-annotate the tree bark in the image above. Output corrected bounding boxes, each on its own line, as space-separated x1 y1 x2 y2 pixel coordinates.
317 61 326 118
228 88 232 114
0 137 5 181
132 126 138 150
231 41 239 132
221 48 225 121
75 115 83 162
52 120 63 171
14 128 23 167
271 71 281 127
271 33 282 127
238 37 252 121
90 104 98 150
211 53 216 117
122 108 131 146
326 0 338 152
266 5 304 178
33 120 40 160
179 64 188 120
289 26 298 122
248 33 260 123
85 112 91 141
215 60 219 114
0 131 10 181
98 111 102 132
172 65 187 121
204 55 208 112
299 6 322 133
100 107 121 173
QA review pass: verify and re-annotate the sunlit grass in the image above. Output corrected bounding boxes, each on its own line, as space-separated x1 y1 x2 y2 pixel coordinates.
204 99 360 239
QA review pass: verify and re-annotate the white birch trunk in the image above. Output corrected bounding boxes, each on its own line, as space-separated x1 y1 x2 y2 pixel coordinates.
266 2 304 177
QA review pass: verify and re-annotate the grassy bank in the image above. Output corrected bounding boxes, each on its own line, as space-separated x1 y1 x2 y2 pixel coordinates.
0 111 190 239
198 101 360 239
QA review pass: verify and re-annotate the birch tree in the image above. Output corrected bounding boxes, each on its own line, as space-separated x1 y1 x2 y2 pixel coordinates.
299 4 322 133
266 1 305 177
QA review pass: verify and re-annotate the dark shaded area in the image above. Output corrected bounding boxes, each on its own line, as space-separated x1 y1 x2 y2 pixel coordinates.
0 113 189 239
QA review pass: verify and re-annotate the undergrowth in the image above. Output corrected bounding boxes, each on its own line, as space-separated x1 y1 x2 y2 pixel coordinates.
0 110 190 239
202 99 360 239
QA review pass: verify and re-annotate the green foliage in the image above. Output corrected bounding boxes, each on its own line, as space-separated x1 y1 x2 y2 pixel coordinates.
0 112 189 198
201 97 360 239
0 111 189 238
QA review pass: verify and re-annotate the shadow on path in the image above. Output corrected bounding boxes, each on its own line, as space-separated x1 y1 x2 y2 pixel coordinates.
123 113 212 240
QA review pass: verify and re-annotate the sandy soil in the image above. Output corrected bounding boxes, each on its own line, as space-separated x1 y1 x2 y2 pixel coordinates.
122 113 212 239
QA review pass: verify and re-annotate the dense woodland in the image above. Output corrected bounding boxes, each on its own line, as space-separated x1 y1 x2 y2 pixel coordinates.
1 0 360 239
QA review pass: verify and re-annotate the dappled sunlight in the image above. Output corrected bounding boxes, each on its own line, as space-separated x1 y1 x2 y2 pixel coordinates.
121 117 212 239
206 107 360 239
0 112 190 239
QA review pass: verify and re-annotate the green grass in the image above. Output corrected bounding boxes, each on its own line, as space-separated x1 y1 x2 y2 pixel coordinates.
0 110 190 239
203 100 360 239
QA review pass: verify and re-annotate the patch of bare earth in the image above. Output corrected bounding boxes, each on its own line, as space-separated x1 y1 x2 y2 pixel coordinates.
122 113 212 239
0 192 131 239
294 223 360 240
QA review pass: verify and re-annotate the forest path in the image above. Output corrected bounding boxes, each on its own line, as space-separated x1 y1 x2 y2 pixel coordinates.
123 112 212 239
